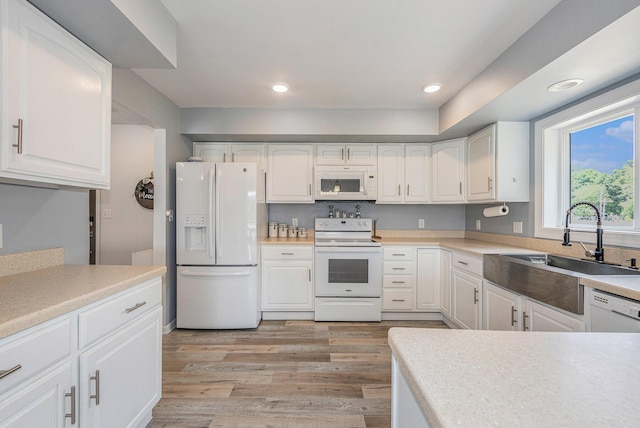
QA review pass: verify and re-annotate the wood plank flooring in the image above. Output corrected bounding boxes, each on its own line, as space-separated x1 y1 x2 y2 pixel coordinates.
148 320 448 428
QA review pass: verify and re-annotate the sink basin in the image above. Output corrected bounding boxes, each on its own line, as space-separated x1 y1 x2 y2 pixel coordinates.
504 254 640 276
484 253 640 315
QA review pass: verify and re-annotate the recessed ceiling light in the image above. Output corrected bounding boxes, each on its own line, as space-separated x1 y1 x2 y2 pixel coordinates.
547 78 584 92
421 83 441 93
272 82 289 93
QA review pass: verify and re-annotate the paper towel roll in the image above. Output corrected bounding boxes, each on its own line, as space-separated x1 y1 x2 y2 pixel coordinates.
483 204 509 218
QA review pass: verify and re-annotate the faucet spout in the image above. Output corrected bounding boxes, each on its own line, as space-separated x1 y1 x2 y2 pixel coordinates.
563 202 604 262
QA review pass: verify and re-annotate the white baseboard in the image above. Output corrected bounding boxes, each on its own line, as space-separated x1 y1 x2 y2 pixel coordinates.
381 312 443 321
262 311 315 320
163 319 176 334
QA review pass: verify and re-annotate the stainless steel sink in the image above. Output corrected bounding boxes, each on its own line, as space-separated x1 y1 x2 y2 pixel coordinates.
504 254 640 276
483 254 639 315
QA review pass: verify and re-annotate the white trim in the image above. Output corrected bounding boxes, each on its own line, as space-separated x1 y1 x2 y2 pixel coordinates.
535 79 640 248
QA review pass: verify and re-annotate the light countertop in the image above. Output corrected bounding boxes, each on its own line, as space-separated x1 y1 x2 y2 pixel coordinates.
580 275 640 300
389 327 640 428
0 264 166 339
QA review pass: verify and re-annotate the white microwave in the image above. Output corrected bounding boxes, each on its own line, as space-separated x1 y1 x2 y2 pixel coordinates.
314 165 377 201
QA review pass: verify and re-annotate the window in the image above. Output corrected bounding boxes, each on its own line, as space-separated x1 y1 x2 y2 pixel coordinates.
535 79 640 248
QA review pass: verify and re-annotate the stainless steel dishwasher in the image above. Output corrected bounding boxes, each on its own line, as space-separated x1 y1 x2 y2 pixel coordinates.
590 289 640 332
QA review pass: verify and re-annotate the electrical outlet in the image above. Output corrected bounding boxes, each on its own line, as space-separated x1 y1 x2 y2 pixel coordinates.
0 224 3 249
102 208 112 219
513 221 523 234
418 219 425 229
292 218 298 227
476 219 481 230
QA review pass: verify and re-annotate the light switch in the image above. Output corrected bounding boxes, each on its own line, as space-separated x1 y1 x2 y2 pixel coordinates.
418 219 425 229
476 220 481 230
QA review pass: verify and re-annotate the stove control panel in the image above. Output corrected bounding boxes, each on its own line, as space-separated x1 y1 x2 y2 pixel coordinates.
315 218 372 232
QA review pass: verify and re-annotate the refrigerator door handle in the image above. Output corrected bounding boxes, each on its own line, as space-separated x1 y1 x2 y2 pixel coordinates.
215 167 221 262
180 270 251 277
208 169 215 260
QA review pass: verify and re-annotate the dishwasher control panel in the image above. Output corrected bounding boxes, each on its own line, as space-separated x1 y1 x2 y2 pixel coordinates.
591 290 640 320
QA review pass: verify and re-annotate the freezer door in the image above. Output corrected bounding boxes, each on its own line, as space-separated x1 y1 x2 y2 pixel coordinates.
176 162 216 265
216 163 257 265
177 266 261 329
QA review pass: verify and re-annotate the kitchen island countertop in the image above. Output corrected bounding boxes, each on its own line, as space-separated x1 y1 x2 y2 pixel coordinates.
0 264 166 339
389 327 640 428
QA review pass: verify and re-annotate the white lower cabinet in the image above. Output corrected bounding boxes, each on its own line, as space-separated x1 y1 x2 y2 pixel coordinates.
482 282 520 331
0 277 162 427
523 299 585 332
382 247 440 313
439 250 452 319
79 307 162 427
261 246 314 311
450 252 483 329
483 281 585 332
416 249 440 310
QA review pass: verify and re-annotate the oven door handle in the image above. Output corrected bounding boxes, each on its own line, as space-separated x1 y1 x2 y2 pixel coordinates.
315 247 381 254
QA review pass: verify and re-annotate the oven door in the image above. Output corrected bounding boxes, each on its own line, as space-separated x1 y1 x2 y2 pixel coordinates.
314 246 382 297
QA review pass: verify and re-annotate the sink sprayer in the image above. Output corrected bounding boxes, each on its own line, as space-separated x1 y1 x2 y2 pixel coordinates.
562 201 604 263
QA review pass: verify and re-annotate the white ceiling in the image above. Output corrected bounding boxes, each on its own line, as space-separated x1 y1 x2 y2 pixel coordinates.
28 0 640 139
133 0 562 110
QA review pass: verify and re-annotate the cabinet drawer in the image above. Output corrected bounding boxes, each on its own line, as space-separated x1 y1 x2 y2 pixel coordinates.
383 247 415 261
383 261 414 275
452 252 483 276
383 275 415 288
78 278 161 349
0 317 71 395
383 289 414 310
262 246 313 260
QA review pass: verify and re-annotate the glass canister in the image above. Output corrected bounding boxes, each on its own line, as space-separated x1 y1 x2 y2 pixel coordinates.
268 222 278 238
288 227 298 238
278 224 288 238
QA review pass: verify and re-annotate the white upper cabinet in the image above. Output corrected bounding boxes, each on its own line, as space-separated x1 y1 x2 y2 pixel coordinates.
404 145 431 203
431 139 466 202
378 144 430 204
377 145 405 203
194 142 266 202
267 144 314 203
466 122 529 202
0 0 111 189
316 144 376 166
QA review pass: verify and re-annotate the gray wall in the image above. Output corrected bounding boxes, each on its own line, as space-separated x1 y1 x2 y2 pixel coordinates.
464 72 640 238
0 184 89 264
112 68 190 327
269 203 465 231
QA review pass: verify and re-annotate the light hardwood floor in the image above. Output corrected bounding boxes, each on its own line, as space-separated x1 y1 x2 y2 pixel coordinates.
148 320 448 427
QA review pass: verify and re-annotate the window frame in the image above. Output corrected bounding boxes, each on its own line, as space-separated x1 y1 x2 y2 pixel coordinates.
534 79 640 248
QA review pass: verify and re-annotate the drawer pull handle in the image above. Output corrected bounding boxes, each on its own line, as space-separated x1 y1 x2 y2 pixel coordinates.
392 267 405 270
281 252 294 255
125 301 147 313
391 281 405 284
65 386 76 424
392 299 406 302
392 254 406 256
90 370 100 405
457 261 469 265
0 364 21 380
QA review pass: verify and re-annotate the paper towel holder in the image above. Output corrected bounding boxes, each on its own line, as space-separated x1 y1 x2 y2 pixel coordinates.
483 203 509 218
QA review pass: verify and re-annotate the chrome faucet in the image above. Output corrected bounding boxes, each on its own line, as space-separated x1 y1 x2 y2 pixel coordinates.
562 201 604 263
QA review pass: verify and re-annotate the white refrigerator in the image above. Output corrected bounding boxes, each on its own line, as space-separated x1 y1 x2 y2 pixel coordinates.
176 161 262 329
